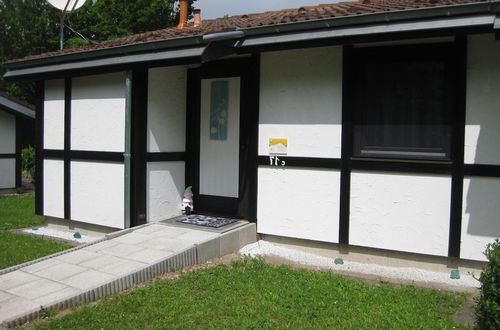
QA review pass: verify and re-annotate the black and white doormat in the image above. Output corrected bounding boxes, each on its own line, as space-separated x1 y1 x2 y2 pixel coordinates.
175 215 238 228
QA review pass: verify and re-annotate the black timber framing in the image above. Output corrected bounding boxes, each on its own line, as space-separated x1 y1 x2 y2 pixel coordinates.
448 36 467 258
64 78 72 220
146 152 185 162
35 81 44 215
130 69 148 227
257 156 341 169
44 149 124 162
15 116 22 188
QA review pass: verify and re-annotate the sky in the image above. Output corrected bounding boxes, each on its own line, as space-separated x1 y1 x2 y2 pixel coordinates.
195 0 334 19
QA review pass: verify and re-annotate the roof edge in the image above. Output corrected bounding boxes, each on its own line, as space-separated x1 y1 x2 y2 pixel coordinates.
0 95 36 119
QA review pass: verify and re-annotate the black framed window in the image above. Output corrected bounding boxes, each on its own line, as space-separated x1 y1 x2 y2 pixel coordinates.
351 43 454 161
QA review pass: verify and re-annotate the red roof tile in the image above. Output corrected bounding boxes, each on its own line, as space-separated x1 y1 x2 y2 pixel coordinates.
10 0 490 62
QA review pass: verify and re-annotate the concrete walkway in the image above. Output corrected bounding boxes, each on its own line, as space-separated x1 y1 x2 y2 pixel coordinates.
0 221 256 328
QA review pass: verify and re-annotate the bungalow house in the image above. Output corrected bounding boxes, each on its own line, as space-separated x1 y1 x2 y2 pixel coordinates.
3 0 500 266
0 93 35 190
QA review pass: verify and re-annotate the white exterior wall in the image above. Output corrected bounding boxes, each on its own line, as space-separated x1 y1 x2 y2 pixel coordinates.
258 167 341 243
350 171 451 256
43 159 64 218
464 34 500 165
147 162 185 222
259 46 342 158
462 177 500 261
71 161 125 229
147 67 186 153
146 67 187 222
44 79 65 150
0 110 16 189
71 73 126 152
257 46 343 243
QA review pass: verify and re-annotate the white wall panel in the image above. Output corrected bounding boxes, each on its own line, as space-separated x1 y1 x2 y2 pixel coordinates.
259 46 342 158
43 159 64 218
147 67 186 152
461 177 500 261
0 159 15 189
44 79 65 150
257 167 341 243
0 110 15 154
71 161 124 229
147 161 185 222
350 171 451 256
465 34 500 165
71 73 126 152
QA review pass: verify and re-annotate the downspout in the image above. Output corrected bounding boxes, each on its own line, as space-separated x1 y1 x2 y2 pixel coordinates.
124 71 132 229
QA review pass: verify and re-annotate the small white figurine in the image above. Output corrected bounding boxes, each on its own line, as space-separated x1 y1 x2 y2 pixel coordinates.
181 186 194 215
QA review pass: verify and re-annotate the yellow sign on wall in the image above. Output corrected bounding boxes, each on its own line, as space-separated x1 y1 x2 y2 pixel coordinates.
269 138 288 155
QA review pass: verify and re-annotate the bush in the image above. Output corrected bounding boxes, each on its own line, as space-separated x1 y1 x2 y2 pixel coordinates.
475 239 500 330
21 146 35 182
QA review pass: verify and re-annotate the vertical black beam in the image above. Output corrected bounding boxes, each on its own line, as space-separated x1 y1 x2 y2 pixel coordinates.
130 69 148 227
185 68 201 196
339 46 354 245
35 80 44 215
448 37 467 258
64 78 72 220
15 116 22 188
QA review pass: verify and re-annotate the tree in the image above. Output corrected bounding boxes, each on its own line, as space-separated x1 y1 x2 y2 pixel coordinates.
0 0 195 104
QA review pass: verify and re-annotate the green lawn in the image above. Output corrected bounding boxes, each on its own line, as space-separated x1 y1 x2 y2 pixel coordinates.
0 194 72 269
33 258 469 329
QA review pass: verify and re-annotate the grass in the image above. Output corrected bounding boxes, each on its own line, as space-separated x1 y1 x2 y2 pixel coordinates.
0 194 72 269
33 258 469 329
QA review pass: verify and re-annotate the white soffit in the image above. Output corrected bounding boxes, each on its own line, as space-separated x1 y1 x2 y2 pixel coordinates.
238 15 495 48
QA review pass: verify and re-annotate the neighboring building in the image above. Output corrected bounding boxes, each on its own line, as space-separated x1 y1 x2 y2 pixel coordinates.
3 0 499 264
0 93 35 189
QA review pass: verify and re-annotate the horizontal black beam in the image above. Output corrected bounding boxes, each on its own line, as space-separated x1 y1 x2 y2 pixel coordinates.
43 149 124 162
257 155 341 169
0 153 16 159
350 158 452 174
146 152 186 162
464 164 500 178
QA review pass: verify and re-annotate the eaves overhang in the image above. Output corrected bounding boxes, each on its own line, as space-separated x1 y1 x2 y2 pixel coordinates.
0 95 35 119
4 0 500 81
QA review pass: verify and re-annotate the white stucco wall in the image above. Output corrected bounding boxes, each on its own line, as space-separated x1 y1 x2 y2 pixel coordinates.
259 46 342 158
350 171 451 256
0 110 15 154
257 167 341 243
461 177 500 261
147 161 185 222
0 159 15 189
147 66 186 153
71 73 126 152
44 79 65 150
71 161 125 229
43 159 64 218
464 34 500 165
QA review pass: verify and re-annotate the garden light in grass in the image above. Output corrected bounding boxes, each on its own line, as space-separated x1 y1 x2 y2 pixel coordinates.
31 226 38 231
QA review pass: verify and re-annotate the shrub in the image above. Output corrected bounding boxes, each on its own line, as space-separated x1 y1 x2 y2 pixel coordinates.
475 239 499 330
21 146 35 182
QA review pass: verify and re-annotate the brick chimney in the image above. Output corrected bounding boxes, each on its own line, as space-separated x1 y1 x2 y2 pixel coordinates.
193 9 202 27
177 0 188 29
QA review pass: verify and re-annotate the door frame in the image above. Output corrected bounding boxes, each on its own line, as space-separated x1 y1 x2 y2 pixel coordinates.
185 55 260 221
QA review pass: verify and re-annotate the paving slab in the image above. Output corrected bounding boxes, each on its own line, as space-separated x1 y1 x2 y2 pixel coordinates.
0 220 256 328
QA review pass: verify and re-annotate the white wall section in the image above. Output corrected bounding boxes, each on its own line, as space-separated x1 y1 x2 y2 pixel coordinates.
465 34 500 165
0 159 15 189
71 161 125 229
44 79 65 150
259 46 342 158
461 177 500 261
350 171 451 256
147 67 186 152
257 167 341 243
43 159 64 218
0 110 15 154
147 161 185 222
71 73 126 152
199 78 240 198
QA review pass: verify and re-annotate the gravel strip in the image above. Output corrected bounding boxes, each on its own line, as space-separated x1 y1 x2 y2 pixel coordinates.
21 227 101 244
240 240 480 289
